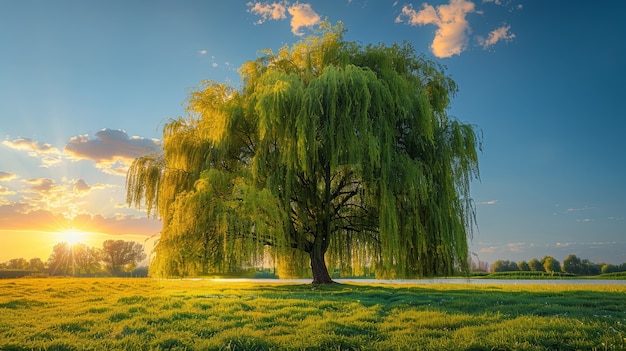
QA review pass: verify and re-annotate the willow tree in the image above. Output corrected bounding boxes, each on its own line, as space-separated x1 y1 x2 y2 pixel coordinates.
127 23 481 283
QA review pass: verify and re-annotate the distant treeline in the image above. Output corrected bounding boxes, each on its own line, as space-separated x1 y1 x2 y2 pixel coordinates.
491 254 626 275
0 240 147 278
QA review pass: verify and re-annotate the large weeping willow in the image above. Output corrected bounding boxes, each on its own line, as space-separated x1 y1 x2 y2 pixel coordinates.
127 23 481 283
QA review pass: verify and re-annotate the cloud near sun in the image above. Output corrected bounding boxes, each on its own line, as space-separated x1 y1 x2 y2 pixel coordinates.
64 129 161 176
3 129 160 176
1 128 162 238
0 171 159 237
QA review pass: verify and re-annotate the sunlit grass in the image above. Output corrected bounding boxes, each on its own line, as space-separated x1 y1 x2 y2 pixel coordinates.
1 278 625 350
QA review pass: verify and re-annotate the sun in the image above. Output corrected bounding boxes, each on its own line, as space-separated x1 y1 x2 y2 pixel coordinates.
58 228 88 245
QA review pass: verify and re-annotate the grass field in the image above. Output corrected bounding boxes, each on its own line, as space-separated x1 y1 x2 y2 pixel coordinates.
1 278 625 350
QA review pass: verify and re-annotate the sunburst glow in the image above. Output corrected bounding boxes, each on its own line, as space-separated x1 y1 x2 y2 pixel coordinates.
58 229 88 245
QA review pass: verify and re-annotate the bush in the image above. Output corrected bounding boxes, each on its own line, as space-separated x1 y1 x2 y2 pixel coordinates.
601 264 619 274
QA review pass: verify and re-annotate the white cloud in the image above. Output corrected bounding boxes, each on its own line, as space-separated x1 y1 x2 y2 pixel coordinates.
1 137 59 155
566 206 593 212
247 1 320 36
247 1 288 24
478 25 515 49
478 199 498 205
199 50 207 55
395 0 475 58
506 242 528 252
64 129 161 176
287 3 321 36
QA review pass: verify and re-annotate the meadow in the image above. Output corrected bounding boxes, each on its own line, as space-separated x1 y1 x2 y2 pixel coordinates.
1 278 625 350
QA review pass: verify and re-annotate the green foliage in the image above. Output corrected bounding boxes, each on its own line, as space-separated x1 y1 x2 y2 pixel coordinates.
126 22 481 281
602 264 620 274
527 258 545 272
491 260 519 272
2 278 626 350
542 256 562 274
563 254 583 274
46 242 102 277
101 240 147 276
517 260 530 271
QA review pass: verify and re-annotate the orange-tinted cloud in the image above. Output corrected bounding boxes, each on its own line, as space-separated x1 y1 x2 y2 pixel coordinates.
0 202 160 236
64 128 161 176
247 1 288 23
22 178 56 193
396 0 475 58
247 1 320 36
287 3 321 36
10 177 112 221
72 213 161 236
0 172 17 181
1 138 63 167
1 138 59 155
0 203 68 231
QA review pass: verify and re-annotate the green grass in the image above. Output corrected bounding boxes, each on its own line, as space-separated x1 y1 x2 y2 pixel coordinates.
1 278 625 350
597 272 626 280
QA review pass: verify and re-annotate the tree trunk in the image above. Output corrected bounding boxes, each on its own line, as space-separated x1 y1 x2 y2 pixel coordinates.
309 244 335 284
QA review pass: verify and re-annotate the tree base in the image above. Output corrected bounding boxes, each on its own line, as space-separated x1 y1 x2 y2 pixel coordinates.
311 278 337 285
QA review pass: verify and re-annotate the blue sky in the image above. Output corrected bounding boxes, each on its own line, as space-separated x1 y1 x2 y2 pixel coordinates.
1 0 624 267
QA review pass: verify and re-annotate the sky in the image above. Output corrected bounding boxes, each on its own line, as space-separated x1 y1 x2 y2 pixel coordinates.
1 0 625 267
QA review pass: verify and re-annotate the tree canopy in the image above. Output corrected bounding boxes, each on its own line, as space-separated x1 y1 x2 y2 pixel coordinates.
101 240 147 276
127 23 481 283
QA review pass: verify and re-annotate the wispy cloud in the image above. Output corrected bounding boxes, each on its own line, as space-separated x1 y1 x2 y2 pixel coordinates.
198 49 207 55
478 24 515 49
2 137 63 167
64 129 161 176
72 179 107 194
22 178 59 195
478 199 498 205
395 0 475 58
247 1 288 23
483 0 523 12
247 1 321 36
5 176 115 224
0 172 17 182
566 206 594 212
1 138 59 155
0 202 160 236
0 185 16 203
396 0 518 57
